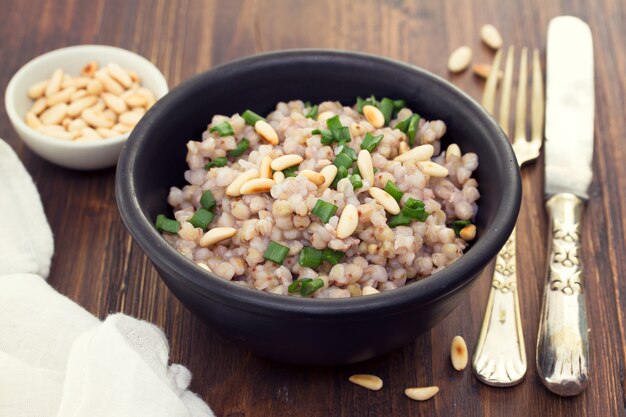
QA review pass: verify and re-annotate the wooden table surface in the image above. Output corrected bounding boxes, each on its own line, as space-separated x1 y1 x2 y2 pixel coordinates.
2 1 625 416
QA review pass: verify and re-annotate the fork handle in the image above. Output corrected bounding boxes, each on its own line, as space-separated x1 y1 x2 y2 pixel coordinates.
472 226 527 386
536 193 589 396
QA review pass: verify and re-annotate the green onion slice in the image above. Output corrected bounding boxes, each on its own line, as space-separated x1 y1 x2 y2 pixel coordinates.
393 99 406 111
326 115 343 131
361 132 384 152
209 121 235 137
301 278 324 297
155 214 180 234
333 153 354 170
388 213 412 228
306 104 319 119
204 157 228 170
263 241 290 265
188 208 214 230
379 97 394 125
298 247 323 268
338 145 357 161
451 220 472 236
200 190 216 210
283 165 299 178
349 174 363 189
331 166 349 188
384 180 404 202
311 199 338 223
242 110 265 126
407 114 420 146
312 128 334 145
227 138 250 158
356 95 378 114
402 198 429 221
395 116 412 132
322 248 345 265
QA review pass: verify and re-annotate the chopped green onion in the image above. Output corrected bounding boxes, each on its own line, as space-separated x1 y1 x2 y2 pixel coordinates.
312 128 334 145
209 121 235 137
204 157 228 170
351 165 361 177
451 220 472 236
349 174 363 189
298 247 323 268
331 166 349 188
407 114 420 146
338 145 357 161
200 190 216 210
301 278 324 297
379 97 394 125
227 138 250 158
263 241 290 265
402 198 429 221
333 153 354 170
388 213 412 228
356 95 378 113
393 99 406 111
155 214 180 234
242 110 265 126
384 180 404 202
304 100 311 107
311 199 338 223
326 115 343 131
395 116 412 132
288 278 310 293
188 208 214 230
283 165 299 178
332 126 351 143
322 248 345 265
306 104 319 119
361 132 384 152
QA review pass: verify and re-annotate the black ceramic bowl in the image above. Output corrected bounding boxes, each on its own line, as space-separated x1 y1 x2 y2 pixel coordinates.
116 50 520 366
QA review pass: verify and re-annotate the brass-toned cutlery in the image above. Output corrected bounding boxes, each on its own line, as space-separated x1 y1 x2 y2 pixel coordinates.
473 46 544 386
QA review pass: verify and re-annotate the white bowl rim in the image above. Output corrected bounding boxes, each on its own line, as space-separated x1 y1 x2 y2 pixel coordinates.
5 44 169 150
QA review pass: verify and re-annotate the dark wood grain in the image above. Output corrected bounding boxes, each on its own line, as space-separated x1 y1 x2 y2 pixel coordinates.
1 0 625 416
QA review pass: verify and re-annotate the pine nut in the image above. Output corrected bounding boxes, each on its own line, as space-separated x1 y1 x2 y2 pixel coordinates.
103 109 117 122
445 143 462 162
459 224 476 241
394 144 434 163
240 178 275 195
255 120 279 145
226 169 260 197
126 69 141 83
448 46 472 73
270 154 303 171
30 97 47 115
72 77 91 88
363 105 385 128
362 286 380 296
357 150 375 185
107 62 133 88
89 99 106 112
87 79 104 95
319 164 338 192
254 155 271 178
96 127 121 138
300 169 325 186
399 141 410 154
25 112 42 129
101 92 128 114
199 227 237 247
81 108 114 128
405 386 439 401
348 374 383 391
45 130 75 140
273 170 285 184
28 80 48 99
368 187 400 214
136 87 155 104
95 69 124 95
70 89 88 101
81 61 98 77
336 204 358 239
196 262 212 272
46 86 76 106
61 118 72 129
67 96 98 117
68 118 87 132
480 24 503 50
44 69 64 97
37 125 65 134
39 103 68 125
450 335 469 371
417 161 449 178
125 93 147 108
119 110 142 126
317 111 335 123
113 123 133 133
81 127 103 140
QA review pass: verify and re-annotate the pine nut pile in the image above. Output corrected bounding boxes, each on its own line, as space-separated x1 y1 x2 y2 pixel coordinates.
24 61 156 141
161 98 480 298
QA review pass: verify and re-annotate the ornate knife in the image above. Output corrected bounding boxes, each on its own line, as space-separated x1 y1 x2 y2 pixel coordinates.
536 16 594 396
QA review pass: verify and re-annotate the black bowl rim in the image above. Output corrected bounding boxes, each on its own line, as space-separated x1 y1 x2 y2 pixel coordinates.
116 48 521 317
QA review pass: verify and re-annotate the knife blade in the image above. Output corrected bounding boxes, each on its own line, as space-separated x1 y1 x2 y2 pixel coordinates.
536 15 594 396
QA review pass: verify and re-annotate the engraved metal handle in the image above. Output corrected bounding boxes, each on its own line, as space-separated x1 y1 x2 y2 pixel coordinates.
536 193 589 396
472 227 527 386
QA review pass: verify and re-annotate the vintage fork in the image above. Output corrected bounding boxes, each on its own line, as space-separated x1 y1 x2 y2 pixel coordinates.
472 47 544 386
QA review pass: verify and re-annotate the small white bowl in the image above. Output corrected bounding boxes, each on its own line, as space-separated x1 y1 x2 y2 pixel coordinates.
5 45 168 170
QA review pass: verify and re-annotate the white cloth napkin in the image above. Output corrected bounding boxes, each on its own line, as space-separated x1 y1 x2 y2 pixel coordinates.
0 140 215 417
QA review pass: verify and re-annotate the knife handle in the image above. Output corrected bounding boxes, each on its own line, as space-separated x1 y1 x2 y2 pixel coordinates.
536 193 589 396
472 226 527 386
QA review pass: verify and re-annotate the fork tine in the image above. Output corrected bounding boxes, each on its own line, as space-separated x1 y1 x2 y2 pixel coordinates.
531 48 545 143
482 49 502 114
513 47 528 142
498 47 515 136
